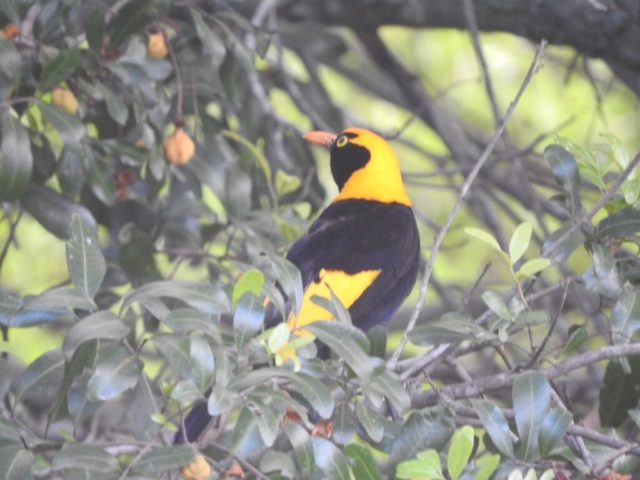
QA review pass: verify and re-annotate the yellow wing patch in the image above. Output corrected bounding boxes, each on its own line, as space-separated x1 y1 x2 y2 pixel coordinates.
287 268 381 333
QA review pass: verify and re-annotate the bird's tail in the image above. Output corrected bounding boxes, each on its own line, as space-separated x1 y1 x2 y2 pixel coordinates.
173 401 211 444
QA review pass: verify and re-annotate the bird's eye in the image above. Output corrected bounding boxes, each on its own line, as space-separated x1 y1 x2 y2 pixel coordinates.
335 135 349 148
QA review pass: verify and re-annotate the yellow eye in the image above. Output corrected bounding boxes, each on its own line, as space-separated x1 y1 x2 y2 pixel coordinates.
335 135 349 148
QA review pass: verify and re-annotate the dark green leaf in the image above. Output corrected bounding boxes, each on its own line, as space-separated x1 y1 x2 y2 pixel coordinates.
68 371 103 429
170 379 204 402
331 401 356 445
305 321 372 380
62 312 128 359
564 325 587 352
190 8 226 67
582 243 621 297
544 145 581 217
233 292 264 350
283 422 315 480
367 369 411 414
514 310 549 326
596 207 640 240
109 0 153 49
39 101 86 147
207 384 237 416
40 48 80 92
311 437 351 480
15 350 65 405
356 400 384 443
542 221 586 263
266 253 303 318
610 283 640 347
24 287 96 312
0 110 32 200
133 446 195 473
409 314 488 346
85 10 105 56
52 444 118 472
66 214 106 300
345 444 383 480
600 356 640 427
162 309 221 343
229 405 263 456
0 38 21 96
472 399 514 458
513 371 549 461
538 408 572 457
96 83 128 126
190 335 214 392
0 446 34 480
259 451 296 477
389 408 456 474
367 326 387 358
122 280 229 316
152 333 191 379
251 399 280 447
87 346 142 401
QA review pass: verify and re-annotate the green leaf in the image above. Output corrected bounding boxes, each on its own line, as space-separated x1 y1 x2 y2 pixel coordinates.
474 454 500 480
232 269 264 308
0 110 32 200
472 399 514 458
15 350 65 405
266 253 303 318
564 325 587 353
133 446 195 473
344 444 383 480
599 356 640 427
311 437 351 480
109 0 153 49
39 101 86 147
68 371 103 429
122 280 229 316
96 83 128 126
356 400 384 443
331 401 356 445
152 333 191 379
465 227 503 252
85 10 105 56
170 379 204 402
542 222 586 263
448 426 474 480
52 444 119 472
538 408 572 457
596 207 640 240
513 371 549 462
0 38 21 96
514 310 549 326
582 243 621 298
233 292 265 350
251 399 280 447
40 48 80 92
268 322 291 353
207 384 237 415
517 258 551 279
396 450 443 479
190 8 226 67
190 335 214 392
389 409 456 475
275 169 302 196
305 321 372 379
283 423 315 480
86 346 142 401
409 314 488 346
0 446 34 480
162 308 221 343
66 214 106 300
229 405 262 456
610 283 640 347
544 145 582 217
222 129 272 182
481 291 511 321
509 222 532 265
367 326 388 358
367 369 411 414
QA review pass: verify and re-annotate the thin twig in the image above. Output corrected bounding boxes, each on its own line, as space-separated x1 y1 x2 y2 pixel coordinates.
390 41 547 364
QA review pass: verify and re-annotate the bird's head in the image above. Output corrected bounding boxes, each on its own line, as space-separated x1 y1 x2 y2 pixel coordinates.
303 127 412 206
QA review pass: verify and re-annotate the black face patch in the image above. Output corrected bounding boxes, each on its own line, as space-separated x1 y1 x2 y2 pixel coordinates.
330 134 370 190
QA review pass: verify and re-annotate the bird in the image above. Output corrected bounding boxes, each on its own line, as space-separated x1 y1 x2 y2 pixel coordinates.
174 127 420 444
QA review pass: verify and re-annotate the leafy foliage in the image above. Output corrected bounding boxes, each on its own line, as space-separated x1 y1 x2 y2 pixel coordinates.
1 1 640 479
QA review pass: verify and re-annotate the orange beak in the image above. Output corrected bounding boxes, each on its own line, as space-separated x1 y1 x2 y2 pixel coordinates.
303 131 337 150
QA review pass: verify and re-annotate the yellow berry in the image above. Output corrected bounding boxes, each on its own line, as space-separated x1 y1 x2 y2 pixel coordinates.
51 86 78 114
180 454 211 480
163 127 195 165
148 32 168 58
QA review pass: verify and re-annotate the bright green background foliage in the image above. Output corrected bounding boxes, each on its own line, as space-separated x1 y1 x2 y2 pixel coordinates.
1 0 640 479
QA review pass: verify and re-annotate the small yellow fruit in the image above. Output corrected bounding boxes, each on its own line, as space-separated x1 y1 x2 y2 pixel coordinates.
180 454 211 480
51 86 78 114
163 127 195 165
148 31 168 58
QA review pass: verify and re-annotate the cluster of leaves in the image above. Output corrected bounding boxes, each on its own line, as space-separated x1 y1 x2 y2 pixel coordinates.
3 0 640 479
